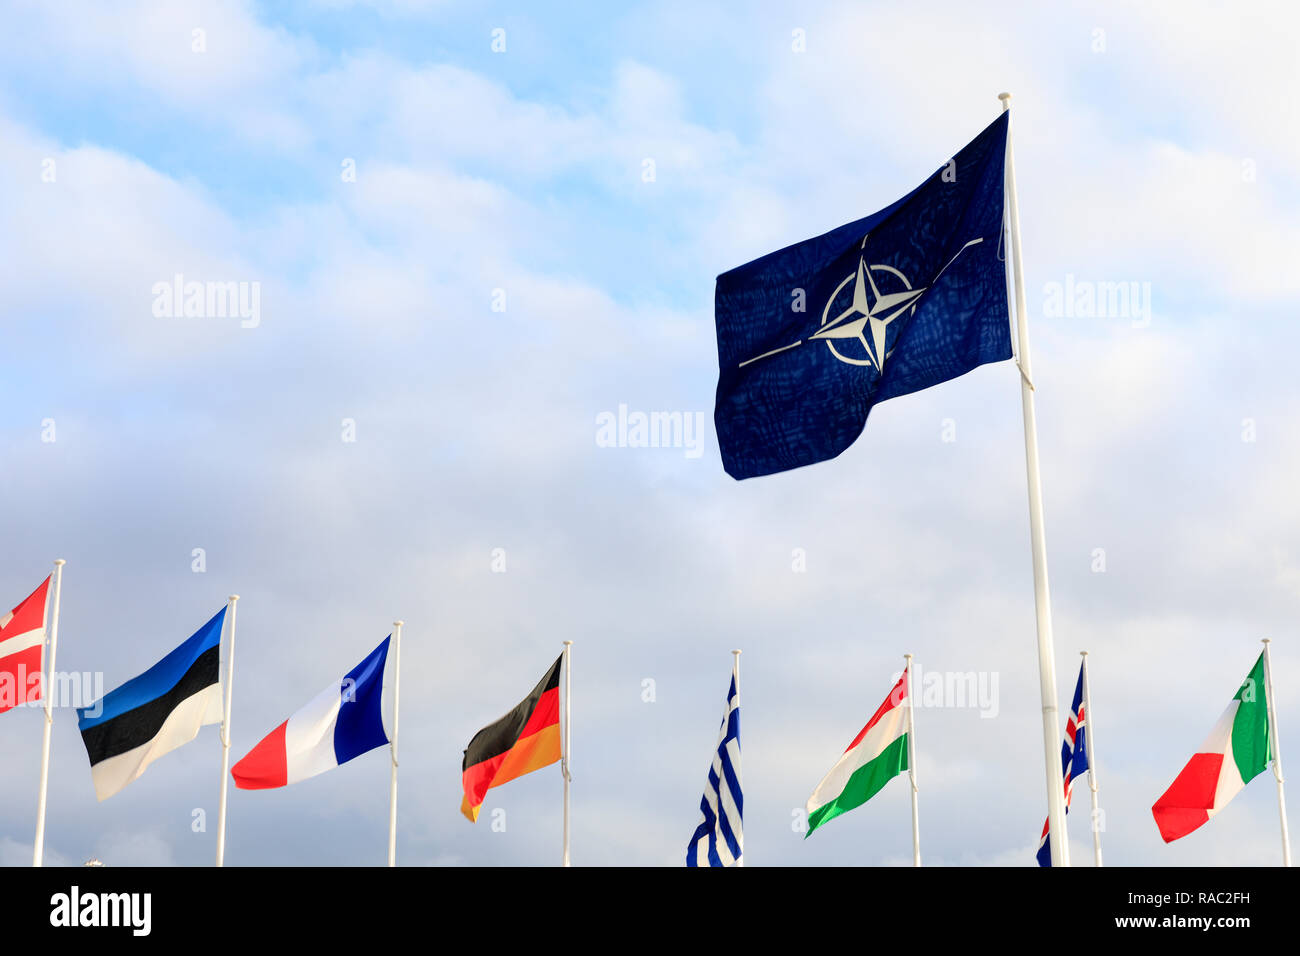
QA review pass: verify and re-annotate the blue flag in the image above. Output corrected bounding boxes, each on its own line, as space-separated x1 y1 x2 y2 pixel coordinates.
1037 663 1089 866
713 112 1012 479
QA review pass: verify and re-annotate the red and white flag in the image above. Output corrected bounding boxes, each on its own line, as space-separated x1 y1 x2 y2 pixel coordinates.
0 577 51 714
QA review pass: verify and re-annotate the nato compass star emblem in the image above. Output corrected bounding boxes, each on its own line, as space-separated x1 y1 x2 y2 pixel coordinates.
737 234 985 371
813 256 925 371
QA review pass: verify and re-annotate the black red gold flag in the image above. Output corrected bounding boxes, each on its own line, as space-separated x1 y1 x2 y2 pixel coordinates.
461 656 562 821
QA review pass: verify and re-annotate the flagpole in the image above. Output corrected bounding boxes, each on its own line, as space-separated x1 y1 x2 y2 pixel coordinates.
732 648 743 868
32 558 64 868
1080 651 1103 867
562 640 573 867
1261 639 1292 866
999 91 1069 867
215 594 239 867
904 653 920 867
388 620 403 867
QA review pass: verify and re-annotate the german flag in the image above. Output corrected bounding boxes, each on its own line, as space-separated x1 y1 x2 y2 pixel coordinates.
461 655 562 821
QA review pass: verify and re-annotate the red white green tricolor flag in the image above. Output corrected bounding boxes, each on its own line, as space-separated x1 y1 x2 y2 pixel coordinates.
1152 653 1271 843
805 671 909 837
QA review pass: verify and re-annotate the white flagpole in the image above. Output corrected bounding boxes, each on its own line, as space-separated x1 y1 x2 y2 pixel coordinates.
904 653 921 867
387 620 403 867
1261 639 1292 866
215 594 239 867
561 640 573 867
999 91 1069 867
32 558 64 868
732 648 743 868
1080 651 1103 867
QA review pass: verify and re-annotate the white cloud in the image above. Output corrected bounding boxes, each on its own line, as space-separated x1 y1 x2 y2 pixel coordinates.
0 0 1297 869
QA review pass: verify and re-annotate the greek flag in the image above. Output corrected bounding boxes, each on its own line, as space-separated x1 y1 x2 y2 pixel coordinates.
686 667 743 867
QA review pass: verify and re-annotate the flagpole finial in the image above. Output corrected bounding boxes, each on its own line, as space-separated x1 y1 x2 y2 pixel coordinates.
228 594 239 602
732 648 741 656
998 92 1012 102
904 653 913 661
393 619 404 627
563 640 573 646
54 559 65 566
1263 637 1272 644
1080 650 1088 657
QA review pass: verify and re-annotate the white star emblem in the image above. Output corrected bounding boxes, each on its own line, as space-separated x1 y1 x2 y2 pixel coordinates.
812 257 927 371
736 235 986 371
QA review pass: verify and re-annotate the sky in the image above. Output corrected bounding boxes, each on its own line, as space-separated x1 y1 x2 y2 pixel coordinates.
1 0 1298 867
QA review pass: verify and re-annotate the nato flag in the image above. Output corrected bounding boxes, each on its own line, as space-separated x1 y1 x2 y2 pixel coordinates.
714 112 1012 479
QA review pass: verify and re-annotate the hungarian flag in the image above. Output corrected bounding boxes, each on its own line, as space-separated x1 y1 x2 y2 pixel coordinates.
0 576 51 715
805 670 910 837
461 656 562 822
1152 653 1272 843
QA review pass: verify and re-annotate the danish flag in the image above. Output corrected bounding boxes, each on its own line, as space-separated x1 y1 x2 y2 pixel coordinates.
0 577 51 714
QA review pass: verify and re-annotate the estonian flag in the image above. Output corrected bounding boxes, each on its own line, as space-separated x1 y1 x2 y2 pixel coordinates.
460 655 562 822
77 607 226 801
231 636 391 789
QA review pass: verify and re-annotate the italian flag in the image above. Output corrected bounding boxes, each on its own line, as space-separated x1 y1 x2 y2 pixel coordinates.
806 670 910 837
1152 653 1272 843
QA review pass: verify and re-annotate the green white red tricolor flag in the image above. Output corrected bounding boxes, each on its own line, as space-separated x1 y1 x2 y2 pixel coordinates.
1152 653 1271 843
805 670 910 838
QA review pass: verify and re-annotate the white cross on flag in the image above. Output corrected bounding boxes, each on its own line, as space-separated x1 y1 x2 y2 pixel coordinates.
0 576 51 714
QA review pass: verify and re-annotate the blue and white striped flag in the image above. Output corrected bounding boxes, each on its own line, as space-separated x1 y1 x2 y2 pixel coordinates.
686 661 743 867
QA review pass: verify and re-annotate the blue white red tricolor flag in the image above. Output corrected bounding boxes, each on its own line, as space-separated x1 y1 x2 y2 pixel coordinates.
232 636 392 789
1037 664 1089 866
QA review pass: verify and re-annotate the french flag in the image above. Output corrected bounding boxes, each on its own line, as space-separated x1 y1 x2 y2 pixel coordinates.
232 637 391 789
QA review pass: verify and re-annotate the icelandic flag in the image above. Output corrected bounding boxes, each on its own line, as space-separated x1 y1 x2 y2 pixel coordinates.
232 636 391 789
1037 664 1089 866
713 111 1011 479
77 607 226 801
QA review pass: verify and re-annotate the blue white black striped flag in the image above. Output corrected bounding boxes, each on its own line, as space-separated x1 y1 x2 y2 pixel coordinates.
1037 663 1089 865
77 607 226 801
686 662 742 867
